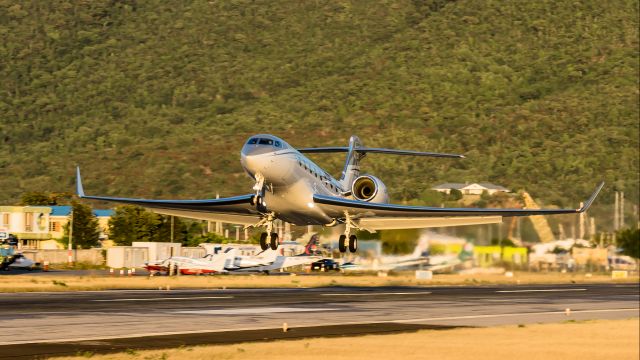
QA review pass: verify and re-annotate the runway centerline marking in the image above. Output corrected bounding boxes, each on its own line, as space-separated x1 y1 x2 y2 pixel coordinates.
92 296 234 302
173 307 337 315
321 292 431 296
496 288 588 293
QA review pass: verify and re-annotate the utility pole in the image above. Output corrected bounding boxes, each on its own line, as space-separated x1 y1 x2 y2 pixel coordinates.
67 210 73 264
578 202 585 240
170 216 174 243
619 191 625 229
614 191 619 231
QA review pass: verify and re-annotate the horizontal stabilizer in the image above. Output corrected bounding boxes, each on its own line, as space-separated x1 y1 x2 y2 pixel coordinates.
297 147 464 159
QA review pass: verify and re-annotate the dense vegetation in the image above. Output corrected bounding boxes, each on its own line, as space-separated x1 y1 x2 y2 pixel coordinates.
1 0 638 234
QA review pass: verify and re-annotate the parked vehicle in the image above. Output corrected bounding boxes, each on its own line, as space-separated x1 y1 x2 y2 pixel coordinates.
310 259 340 271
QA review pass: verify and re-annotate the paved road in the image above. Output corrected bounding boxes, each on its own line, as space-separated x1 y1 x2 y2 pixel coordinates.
0 283 637 358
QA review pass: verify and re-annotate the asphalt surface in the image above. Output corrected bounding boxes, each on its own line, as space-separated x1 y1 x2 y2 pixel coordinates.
0 283 637 359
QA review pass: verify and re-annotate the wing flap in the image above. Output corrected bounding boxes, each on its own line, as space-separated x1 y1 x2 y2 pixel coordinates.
358 216 502 230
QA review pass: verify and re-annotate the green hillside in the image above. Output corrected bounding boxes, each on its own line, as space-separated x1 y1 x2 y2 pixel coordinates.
1 0 638 229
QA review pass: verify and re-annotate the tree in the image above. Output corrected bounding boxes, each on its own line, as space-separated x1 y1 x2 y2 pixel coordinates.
617 228 639 259
108 205 187 245
20 191 72 206
448 189 463 201
20 192 51 205
64 201 100 249
420 189 443 206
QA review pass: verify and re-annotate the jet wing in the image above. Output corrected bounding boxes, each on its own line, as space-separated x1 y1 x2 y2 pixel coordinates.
313 182 604 231
76 167 260 225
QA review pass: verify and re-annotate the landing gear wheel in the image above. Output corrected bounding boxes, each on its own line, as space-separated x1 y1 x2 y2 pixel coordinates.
338 235 347 253
259 232 269 251
269 233 279 250
348 235 358 253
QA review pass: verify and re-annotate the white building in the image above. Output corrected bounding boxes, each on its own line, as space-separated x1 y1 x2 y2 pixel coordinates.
0 206 53 249
431 182 510 196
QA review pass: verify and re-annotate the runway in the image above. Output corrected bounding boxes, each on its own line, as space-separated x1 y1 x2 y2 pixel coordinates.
0 283 637 359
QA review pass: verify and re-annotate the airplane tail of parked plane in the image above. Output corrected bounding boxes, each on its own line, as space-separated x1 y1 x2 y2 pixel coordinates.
303 234 321 255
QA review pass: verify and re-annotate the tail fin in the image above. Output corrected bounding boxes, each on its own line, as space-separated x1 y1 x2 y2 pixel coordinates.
413 237 430 258
208 252 230 272
303 234 320 255
340 136 365 189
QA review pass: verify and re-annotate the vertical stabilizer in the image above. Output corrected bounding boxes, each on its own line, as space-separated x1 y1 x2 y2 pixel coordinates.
340 136 365 190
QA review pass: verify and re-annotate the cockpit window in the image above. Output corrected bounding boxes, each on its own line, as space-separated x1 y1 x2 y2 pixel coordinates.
247 138 258 144
258 138 274 145
274 141 281 148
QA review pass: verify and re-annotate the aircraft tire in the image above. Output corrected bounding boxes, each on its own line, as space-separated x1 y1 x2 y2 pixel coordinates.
259 232 269 250
269 233 279 250
338 235 347 253
348 235 357 253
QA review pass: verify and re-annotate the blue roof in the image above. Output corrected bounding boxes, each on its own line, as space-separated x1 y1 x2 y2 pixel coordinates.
49 206 113 217
93 209 114 217
50 206 72 216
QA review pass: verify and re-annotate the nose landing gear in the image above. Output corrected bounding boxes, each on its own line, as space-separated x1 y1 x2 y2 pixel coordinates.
250 212 279 251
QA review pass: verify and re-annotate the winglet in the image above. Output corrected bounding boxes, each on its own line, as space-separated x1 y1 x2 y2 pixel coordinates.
76 166 85 198
578 181 605 212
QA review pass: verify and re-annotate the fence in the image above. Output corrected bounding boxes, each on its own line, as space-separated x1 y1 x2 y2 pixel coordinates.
21 249 105 265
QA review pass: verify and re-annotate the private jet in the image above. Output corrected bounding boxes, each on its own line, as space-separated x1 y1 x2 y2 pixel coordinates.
76 134 604 253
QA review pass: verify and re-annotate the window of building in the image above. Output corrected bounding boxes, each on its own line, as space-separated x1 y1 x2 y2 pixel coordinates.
49 221 61 232
24 213 33 232
1 213 8 226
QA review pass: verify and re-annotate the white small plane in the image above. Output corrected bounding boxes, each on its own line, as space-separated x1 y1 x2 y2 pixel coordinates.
218 247 321 273
7 254 39 271
146 238 322 275
145 253 228 275
77 134 604 254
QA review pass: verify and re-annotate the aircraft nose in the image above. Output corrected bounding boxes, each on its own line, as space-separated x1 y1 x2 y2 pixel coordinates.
241 145 273 172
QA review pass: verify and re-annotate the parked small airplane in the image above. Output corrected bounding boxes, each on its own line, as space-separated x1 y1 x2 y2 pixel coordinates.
219 247 321 273
8 254 39 271
146 237 321 275
145 252 228 275
77 134 604 253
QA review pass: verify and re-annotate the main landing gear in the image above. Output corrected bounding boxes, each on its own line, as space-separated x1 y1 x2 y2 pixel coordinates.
338 234 357 253
259 231 279 251
338 211 358 253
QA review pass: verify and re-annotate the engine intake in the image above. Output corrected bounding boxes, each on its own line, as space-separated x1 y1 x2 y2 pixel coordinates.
351 175 389 203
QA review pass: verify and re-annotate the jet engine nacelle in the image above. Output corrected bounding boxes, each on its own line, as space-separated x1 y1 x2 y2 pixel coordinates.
351 175 389 203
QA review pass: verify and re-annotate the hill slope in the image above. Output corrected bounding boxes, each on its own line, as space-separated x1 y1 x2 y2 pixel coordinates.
0 0 638 227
